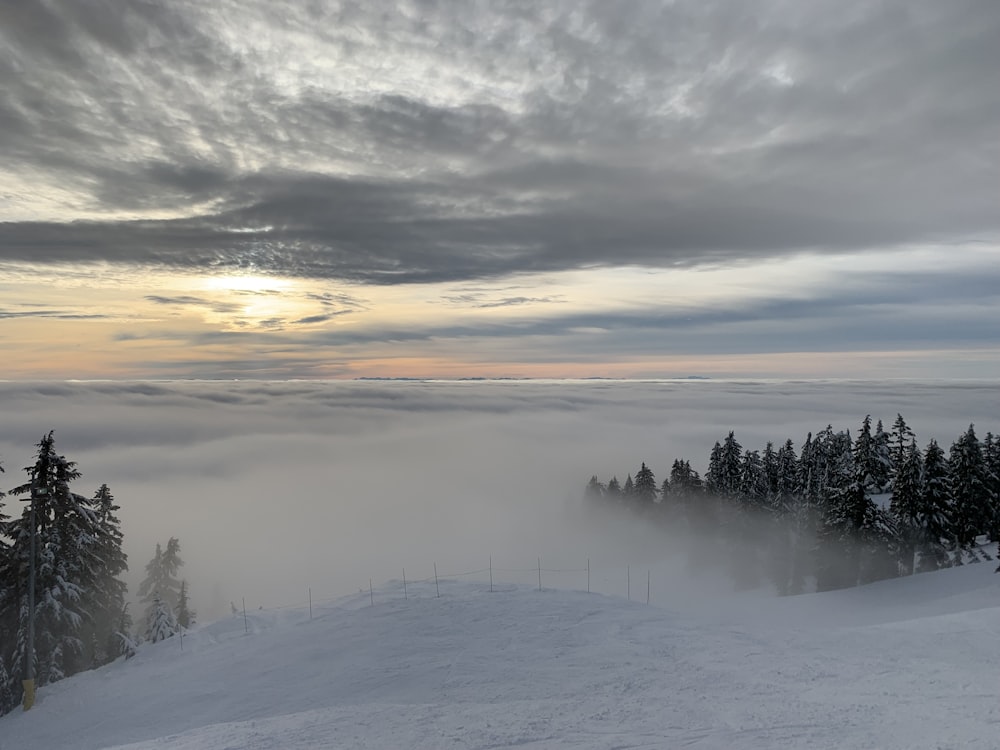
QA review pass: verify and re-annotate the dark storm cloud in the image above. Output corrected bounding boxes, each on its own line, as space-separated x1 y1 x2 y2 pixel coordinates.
1 0 997 283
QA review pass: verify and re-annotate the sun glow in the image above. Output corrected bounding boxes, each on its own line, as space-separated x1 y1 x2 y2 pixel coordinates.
195 274 316 330
200 275 295 295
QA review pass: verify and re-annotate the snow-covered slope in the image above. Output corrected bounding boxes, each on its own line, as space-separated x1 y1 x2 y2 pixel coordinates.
2 564 999 750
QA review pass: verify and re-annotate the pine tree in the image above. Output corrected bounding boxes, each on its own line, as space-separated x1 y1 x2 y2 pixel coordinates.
633 463 657 506
889 414 915 486
145 594 176 643
983 433 1000 542
82 485 129 667
872 419 892 492
622 474 634 499
605 476 622 501
5 433 96 687
0 653 13 716
948 424 994 555
718 432 743 499
584 476 605 505
175 580 195 629
918 439 953 572
854 415 885 493
138 537 184 626
738 449 767 506
889 439 924 575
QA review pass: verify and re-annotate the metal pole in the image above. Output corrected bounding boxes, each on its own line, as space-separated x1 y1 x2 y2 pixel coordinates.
647 570 650 605
489 556 493 593
434 563 440 598
309 587 312 620
587 558 590 594
402 568 407 600
242 597 248 634
537 557 541 591
627 565 630 601
369 579 374 607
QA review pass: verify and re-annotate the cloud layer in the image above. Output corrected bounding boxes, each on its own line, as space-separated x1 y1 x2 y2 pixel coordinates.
2 380 997 618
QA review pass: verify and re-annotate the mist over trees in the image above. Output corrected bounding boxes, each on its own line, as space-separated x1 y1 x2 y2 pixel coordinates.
585 415 1000 593
0 434 191 716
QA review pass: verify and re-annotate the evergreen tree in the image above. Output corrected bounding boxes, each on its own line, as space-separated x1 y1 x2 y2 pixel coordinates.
0 654 13 716
584 476 605 505
738 449 767 505
983 433 1000 542
717 432 743 499
622 474 634 499
633 463 657 506
175 580 195 629
916 440 953 573
4 433 96 688
761 442 779 501
138 537 184 626
889 439 924 575
872 419 892 492
145 594 176 643
115 603 136 660
889 414 915 486
705 441 723 495
82 485 129 667
854 415 888 493
948 425 994 555
605 476 622 501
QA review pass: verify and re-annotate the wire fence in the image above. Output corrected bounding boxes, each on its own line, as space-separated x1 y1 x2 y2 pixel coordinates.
231 556 661 629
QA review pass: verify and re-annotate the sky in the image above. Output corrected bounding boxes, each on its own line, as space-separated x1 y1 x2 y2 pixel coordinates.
2 379 997 619
1 0 999 379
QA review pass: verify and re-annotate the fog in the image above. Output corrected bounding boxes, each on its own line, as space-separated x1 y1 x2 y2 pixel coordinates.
1 379 997 622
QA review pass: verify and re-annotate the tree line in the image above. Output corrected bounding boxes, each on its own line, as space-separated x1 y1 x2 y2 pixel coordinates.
0 433 192 715
584 415 1000 594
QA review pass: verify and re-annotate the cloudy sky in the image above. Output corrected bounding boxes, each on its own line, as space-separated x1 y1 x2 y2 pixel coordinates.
2 0 998 379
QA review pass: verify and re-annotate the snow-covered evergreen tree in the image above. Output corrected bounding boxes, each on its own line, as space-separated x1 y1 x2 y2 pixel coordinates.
145 594 176 643
138 537 184 627
4 433 96 688
889 413 915 487
0 653 14 716
80 484 129 667
738 449 767 505
983 433 1000 542
889 440 924 575
872 419 892 492
948 425 995 556
915 439 953 572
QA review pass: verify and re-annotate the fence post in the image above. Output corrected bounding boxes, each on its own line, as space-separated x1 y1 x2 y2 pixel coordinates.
489 556 493 593
537 557 542 591
309 587 313 620
627 566 630 601
647 570 650 605
370 579 374 607
242 597 248 634
403 568 408 600
587 558 590 594
434 563 440 598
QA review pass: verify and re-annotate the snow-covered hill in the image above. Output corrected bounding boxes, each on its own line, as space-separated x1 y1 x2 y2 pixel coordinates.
2 563 999 750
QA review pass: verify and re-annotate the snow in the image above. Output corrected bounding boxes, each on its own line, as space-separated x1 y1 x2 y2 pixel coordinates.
2 559 999 750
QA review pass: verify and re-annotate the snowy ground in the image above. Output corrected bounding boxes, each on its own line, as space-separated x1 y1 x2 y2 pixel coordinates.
2 560 999 750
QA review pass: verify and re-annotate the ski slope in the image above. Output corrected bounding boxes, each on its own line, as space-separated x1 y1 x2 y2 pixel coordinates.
2 562 999 750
